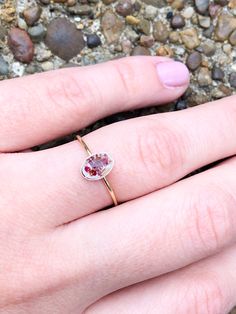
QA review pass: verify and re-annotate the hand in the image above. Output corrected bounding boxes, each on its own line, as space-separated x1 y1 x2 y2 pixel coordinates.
0 56 235 314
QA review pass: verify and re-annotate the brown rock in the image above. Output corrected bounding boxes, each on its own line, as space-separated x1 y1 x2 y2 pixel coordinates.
101 10 125 44
171 0 184 10
198 67 212 86
156 45 173 57
186 51 202 71
8 28 34 63
229 0 236 8
140 35 154 47
131 46 150 55
23 6 42 26
153 21 169 43
171 14 185 29
229 29 236 45
180 28 200 49
116 0 134 17
215 13 236 41
45 18 85 61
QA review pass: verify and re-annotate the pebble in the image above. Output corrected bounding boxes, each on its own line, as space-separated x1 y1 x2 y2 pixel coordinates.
45 18 85 61
198 67 212 86
223 43 232 54
0 25 7 40
137 19 151 34
28 24 45 42
217 0 230 5
140 35 154 47
186 51 202 70
101 10 125 44
8 28 34 63
126 15 140 25
131 46 150 56
229 29 236 45
171 0 184 10
201 40 216 56
153 21 169 43
116 0 134 17
0 55 9 75
229 72 236 87
67 4 93 16
156 45 173 57
87 34 101 48
41 61 54 71
198 15 211 28
169 31 180 43
203 24 214 38
229 0 236 9
194 0 209 15
175 100 187 110
208 3 221 18
23 6 42 26
212 65 224 80
144 5 158 19
182 7 194 19
12 62 25 77
121 39 132 53
141 0 167 7
17 17 28 30
180 28 200 49
215 13 236 41
171 14 185 29
102 0 116 4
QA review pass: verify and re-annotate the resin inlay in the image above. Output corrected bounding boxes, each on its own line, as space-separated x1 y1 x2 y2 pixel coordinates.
81 152 114 180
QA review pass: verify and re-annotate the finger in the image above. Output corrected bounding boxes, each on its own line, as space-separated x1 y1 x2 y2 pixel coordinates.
4 94 236 227
0 57 189 152
85 245 236 314
56 156 236 301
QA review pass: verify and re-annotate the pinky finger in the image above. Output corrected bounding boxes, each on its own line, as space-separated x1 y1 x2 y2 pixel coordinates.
85 245 236 314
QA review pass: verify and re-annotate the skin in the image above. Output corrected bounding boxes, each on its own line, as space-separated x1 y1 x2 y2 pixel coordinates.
0 56 236 314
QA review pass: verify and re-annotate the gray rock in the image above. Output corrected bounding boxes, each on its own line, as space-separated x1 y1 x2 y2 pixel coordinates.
0 55 9 75
194 0 209 15
140 0 167 7
28 24 45 42
212 66 224 81
229 72 236 88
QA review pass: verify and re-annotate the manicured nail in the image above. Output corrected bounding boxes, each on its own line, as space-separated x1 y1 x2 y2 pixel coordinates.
156 61 189 88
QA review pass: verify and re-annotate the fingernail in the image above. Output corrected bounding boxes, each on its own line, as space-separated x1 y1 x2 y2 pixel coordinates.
156 61 189 88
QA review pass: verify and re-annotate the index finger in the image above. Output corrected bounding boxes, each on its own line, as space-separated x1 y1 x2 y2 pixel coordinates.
0 56 189 152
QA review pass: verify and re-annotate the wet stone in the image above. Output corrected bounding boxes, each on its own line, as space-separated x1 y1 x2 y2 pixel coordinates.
8 28 34 63
45 18 85 61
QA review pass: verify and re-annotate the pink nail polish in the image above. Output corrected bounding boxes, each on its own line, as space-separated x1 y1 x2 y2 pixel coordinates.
156 61 189 88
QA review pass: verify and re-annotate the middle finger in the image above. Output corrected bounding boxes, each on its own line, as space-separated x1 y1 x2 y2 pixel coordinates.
2 95 236 227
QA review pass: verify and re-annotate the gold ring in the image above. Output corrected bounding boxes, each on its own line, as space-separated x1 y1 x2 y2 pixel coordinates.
76 135 118 206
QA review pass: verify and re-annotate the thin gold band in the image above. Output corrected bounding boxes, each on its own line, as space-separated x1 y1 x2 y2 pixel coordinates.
76 135 118 206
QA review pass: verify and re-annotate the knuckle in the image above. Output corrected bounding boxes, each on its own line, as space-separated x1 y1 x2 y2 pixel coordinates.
186 184 235 253
179 274 225 314
44 70 102 119
110 59 138 101
134 118 185 182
